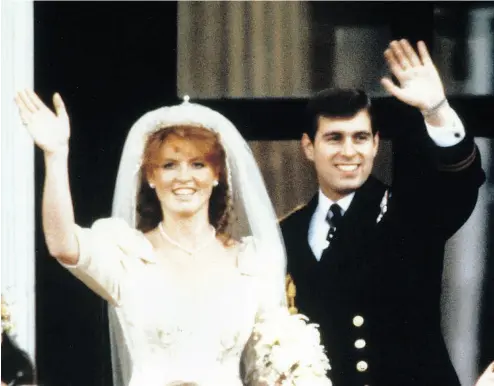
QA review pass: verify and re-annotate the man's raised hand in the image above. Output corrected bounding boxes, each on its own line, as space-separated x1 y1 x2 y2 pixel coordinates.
381 39 446 111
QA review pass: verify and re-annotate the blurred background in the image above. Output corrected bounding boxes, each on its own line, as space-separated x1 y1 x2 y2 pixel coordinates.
1 1 493 385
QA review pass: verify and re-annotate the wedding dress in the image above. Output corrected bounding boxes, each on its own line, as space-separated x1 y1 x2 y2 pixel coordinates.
63 217 279 386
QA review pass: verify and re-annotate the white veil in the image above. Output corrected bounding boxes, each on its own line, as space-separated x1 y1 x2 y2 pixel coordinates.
109 100 287 386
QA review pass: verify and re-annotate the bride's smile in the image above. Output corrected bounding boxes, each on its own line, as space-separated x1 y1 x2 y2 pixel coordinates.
148 137 218 217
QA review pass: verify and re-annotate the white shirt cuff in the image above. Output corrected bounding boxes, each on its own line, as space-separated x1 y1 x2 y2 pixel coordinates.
425 107 466 147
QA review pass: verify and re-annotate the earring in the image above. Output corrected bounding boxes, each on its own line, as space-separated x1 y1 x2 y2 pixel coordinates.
213 180 219 187
149 183 155 189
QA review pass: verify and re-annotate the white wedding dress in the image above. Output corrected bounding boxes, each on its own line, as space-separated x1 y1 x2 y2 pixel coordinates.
62 217 280 386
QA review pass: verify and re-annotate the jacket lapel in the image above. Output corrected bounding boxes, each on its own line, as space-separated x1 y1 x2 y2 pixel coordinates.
285 195 319 273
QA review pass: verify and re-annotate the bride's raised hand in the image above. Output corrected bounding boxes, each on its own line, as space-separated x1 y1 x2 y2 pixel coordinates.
15 89 70 154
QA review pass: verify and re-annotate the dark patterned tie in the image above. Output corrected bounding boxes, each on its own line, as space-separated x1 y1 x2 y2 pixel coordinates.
326 203 343 245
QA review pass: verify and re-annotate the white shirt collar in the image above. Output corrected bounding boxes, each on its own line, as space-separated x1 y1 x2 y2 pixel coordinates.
308 190 356 261
317 189 355 216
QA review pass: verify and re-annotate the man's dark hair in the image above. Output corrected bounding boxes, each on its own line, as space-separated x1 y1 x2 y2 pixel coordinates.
305 88 375 141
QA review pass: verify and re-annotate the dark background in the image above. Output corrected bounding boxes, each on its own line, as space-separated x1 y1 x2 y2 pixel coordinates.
34 3 178 385
33 2 493 385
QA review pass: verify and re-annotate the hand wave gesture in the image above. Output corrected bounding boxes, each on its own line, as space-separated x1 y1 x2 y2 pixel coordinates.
381 40 446 111
15 89 70 154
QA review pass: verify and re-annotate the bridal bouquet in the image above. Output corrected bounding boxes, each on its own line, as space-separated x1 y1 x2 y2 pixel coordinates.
243 308 331 386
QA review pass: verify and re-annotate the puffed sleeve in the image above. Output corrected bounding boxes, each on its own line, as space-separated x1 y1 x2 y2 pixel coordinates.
60 218 155 306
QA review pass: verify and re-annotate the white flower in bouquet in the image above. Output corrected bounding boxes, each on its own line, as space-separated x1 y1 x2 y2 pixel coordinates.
1 294 15 336
243 308 331 386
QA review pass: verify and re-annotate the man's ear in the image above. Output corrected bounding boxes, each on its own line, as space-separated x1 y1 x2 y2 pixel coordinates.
372 131 380 157
301 133 314 162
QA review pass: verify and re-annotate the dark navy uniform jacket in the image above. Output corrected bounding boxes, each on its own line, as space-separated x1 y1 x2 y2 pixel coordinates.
280 123 485 386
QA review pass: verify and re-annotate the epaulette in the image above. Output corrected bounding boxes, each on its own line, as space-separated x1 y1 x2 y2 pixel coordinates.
285 273 298 315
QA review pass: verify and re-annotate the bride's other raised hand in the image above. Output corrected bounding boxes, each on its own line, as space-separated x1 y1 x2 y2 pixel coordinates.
14 89 70 154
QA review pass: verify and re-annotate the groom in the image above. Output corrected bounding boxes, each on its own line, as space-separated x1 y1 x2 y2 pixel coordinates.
280 39 486 386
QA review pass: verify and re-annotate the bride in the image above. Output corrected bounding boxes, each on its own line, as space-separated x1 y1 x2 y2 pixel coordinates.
15 90 330 386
